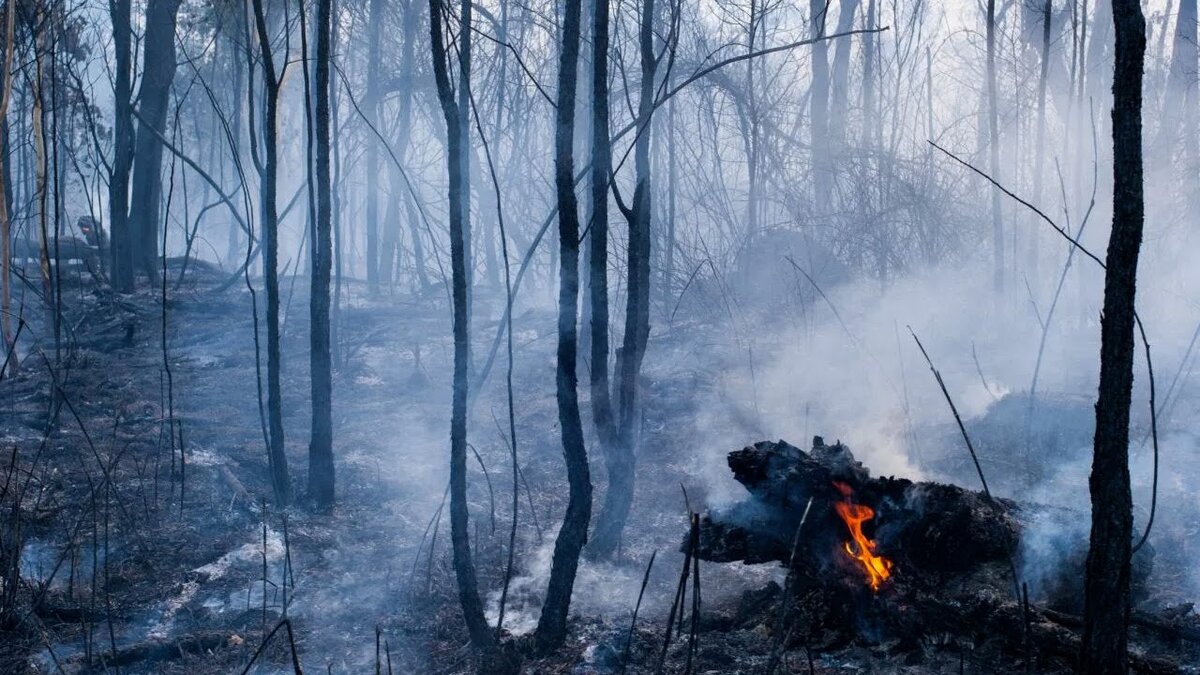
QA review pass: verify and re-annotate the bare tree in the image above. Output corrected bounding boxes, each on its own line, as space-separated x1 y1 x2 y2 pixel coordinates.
127 0 184 283
1080 0 1146 668
429 0 496 656
535 0 593 651
108 0 134 291
249 0 291 505
589 0 617 456
309 0 336 510
587 0 668 561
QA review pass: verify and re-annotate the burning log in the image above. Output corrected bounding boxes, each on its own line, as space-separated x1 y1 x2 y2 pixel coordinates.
698 437 1024 595
694 437 1167 669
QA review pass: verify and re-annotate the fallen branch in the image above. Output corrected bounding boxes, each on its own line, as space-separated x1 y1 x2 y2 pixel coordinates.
81 631 237 672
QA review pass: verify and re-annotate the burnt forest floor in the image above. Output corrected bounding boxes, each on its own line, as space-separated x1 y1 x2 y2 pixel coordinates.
0 263 1198 674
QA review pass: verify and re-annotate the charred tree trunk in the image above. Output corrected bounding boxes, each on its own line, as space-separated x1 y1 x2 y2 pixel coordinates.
108 0 134 291
250 0 291 506
535 0 593 650
127 0 183 285
308 0 335 511
1080 0 1145 667
589 0 655 561
588 0 618 470
429 0 495 653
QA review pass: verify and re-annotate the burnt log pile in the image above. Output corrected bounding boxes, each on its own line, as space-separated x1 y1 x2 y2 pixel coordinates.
692 438 1190 673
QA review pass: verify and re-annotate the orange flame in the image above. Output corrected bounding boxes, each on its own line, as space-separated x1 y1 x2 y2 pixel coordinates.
832 481 893 591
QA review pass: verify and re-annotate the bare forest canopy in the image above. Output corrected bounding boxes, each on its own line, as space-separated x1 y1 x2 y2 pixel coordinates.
0 0 1198 670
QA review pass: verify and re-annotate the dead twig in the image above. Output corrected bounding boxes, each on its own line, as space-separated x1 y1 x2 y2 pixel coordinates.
238 618 304 675
971 342 999 402
908 328 992 498
1132 316 1158 554
767 497 815 673
909 328 1023 605
655 515 697 674
619 550 657 673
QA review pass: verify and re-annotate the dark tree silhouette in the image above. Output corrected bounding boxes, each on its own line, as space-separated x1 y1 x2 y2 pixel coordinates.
308 0 335 511
1080 0 1145 669
588 0 618 460
108 0 134 291
428 0 495 654
250 0 290 506
588 0 658 560
535 0 592 650
127 0 183 283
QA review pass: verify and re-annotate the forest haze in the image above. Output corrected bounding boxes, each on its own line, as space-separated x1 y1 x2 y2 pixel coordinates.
0 0 1197 670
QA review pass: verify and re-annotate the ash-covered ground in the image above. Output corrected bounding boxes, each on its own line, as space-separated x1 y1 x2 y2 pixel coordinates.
2 259 1199 674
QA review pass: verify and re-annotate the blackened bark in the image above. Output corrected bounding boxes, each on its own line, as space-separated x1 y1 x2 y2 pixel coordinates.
108 0 134 291
364 0 383 294
588 0 618 452
127 0 183 284
589 0 653 560
1080 0 1145 668
308 0 335 511
429 0 495 652
251 0 290 506
535 0 593 650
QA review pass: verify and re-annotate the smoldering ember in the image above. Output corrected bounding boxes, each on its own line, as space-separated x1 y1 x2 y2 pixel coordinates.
1 0 1200 671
